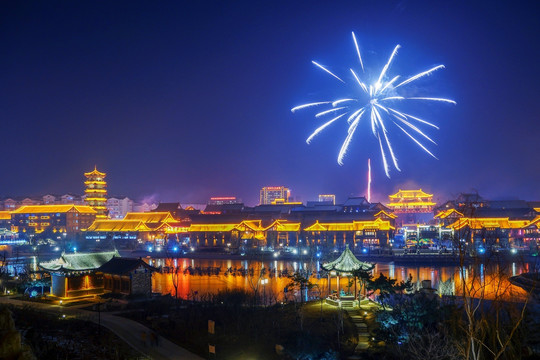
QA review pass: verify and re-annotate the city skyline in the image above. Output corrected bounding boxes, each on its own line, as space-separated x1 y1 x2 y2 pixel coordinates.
2 1 540 205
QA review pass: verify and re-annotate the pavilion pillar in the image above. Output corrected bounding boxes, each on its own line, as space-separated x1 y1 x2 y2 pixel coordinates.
354 279 357 300
328 273 331 296
337 275 340 294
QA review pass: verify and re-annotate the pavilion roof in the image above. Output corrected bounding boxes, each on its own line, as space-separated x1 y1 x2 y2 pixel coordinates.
84 166 106 177
322 245 373 273
40 250 119 272
0 211 10 220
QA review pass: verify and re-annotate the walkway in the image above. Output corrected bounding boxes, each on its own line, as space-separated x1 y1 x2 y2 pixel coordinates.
0 296 203 360
346 308 370 352
342 299 380 359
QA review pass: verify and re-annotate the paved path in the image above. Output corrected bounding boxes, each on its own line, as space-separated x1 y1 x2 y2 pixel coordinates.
0 296 203 360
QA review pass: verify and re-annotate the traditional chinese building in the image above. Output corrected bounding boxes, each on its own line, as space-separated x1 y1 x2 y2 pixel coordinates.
39 250 119 298
303 214 395 249
97 257 156 296
85 212 181 244
447 216 530 248
84 167 108 219
387 189 436 226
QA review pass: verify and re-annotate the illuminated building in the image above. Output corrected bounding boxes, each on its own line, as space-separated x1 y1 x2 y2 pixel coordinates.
387 189 436 226
400 224 454 248
0 211 11 229
260 186 290 205
439 205 540 248
303 216 394 248
186 213 394 250
208 197 241 205
270 199 302 205
85 212 181 243
448 217 529 248
11 204 97 236
0 211 18 244
318 194 336 205
84 167 108 219
189 220 269 248
387 189 435 213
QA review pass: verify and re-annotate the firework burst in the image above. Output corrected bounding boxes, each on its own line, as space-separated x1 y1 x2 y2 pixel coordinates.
291 32 455 177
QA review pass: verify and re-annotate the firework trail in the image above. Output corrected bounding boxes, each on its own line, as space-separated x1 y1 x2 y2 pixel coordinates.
291 32 455 177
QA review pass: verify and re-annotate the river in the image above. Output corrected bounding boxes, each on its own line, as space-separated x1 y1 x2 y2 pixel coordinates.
147 257 536 302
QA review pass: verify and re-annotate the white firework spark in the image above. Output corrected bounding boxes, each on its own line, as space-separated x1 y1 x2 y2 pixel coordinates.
291 32 456 177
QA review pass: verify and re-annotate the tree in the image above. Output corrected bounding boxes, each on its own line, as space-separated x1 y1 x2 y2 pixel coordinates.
171 265 181 310
285 272 315 304
351 266 374 299
451 196 533 360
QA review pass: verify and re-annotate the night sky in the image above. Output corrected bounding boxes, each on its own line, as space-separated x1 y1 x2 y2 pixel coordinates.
2 1 539 205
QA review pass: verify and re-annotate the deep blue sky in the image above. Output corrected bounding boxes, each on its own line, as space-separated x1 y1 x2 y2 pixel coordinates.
1 1 539 205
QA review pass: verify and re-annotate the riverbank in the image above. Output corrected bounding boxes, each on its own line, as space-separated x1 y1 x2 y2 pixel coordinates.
121 249 538 266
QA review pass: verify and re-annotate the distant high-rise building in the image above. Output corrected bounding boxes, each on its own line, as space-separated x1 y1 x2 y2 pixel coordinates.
318 194 336 205
84 167 108 219
107 197 134 219
208 197 241 205
260 186 290 205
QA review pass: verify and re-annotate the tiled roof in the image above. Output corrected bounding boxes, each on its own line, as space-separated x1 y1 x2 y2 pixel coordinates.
123 212 175 223
322 246 373 273
40 250 119 271
87 220 151 232
97 257 156 275
12 205 97 214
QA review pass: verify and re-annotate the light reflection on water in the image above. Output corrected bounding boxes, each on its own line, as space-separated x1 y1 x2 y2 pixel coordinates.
148 258 531 302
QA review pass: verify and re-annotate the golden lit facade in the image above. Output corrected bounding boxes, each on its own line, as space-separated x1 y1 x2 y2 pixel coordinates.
387 189 436 213
187 216 393 249
85 212 182 242
447 215 540 248
84 167 108 219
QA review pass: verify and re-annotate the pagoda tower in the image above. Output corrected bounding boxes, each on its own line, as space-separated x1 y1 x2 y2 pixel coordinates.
84 166 108 219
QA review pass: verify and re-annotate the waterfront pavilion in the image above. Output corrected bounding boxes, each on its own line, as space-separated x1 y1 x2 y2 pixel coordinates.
322 245 373 308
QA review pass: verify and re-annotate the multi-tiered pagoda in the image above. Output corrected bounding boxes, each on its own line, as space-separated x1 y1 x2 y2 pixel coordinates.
84 166 108 219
